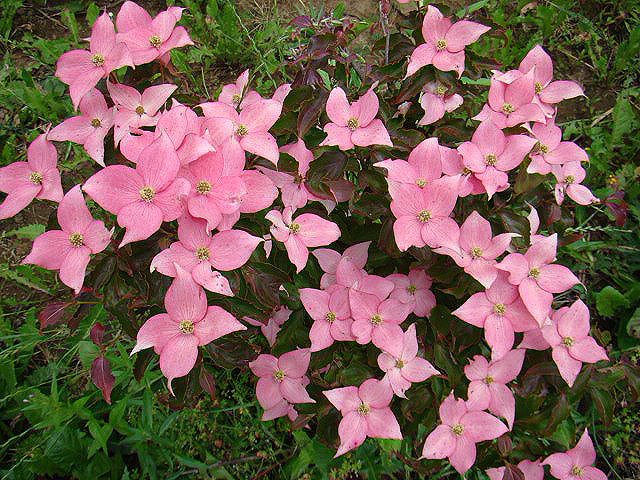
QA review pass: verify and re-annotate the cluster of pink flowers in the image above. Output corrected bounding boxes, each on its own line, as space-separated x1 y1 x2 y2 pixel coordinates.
0 1 612 476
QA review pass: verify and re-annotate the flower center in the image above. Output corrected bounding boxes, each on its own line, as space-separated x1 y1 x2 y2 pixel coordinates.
451 424 464 436
68 233 84 247
235 125 248 137
395 359 404 369
406 285 417 295
370 314 382 327
139 187 155 203
91 118 101 128
501 103 515 114
570 466 583 477
562 336 574 347
534 82 543 95
135 106 145 116
346 118 359 131
565 175 575 185
357 403 370 416
232 94 242 106
149 35 162 48
485 154 497 166
435 39 447 51
537 143 549 155
434 85 447 97
179 320 194 335
528 267 539 280
91 54 104 67
493 303 506 316
196 247 210 262
273 370 285 383
289 223 300 234
483 376 494 385
462 167 472 176
196 181 211 195
470 247 483 259
417 210 431 224
325 312 336 324
416 179 426 188
28 172 43 185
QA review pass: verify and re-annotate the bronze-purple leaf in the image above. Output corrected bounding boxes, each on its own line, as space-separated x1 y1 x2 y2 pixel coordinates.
38 303 67 331
91 354 115 405
90 324 106 348
199 366 217 404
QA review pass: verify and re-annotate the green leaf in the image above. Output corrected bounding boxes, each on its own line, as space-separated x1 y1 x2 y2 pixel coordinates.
88 420 112 456
86 3 100 27
60 9 80 44
626 306 640 339
4 223 45 240
595 286 630 317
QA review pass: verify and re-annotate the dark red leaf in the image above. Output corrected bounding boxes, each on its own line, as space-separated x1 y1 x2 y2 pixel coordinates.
38 303 67 331
502 464 525 480
297 91 329 137
497 433 512 456
91 354 115 405
199 366 217 404
605 191 627 227
90 324 106 348
290 15 312 28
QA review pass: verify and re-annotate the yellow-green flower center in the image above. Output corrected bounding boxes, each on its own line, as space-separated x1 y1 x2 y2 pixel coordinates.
528 267 540 280
451 424 464 436
196 181 211 195
434 85 447 97
435 40 447 52
28 172 43 185
501 103 515 114
357 403 370 416
273 370 285 383
462 167 472 176
395 359 404 369
483 376 494 385
149 35 162 48
68 233 84 247
493 304 506 316
235 125 248 137
471 247 483 259
91 118 101 128
370 314 382 327
139 187 155 203
416 179 426 188
346 118 359 131
232 94 242 106
417 210 431 224
407 285 417 295
289 223 300 234
570 466 583 477
562 336 574 347
196 247 210 262
179 320 194 335
135 106 145 116
325 312 336 324
535 82 543 95
537 143 549 155
565 175 575 185
91 54 104 67
485 154 497 166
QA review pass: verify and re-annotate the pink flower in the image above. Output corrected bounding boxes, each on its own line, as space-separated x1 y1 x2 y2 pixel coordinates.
378 324 439 397
107 81 177 146
453 272 538 360
421 393 508 474
552 162 598 206
527 118 588 175
131 264 245 394
260 306 291 347
389 175 461 251
349 290 413 351
496 234 580 324
48 89 114 166
0 133 63 219
83 131 190 247
435 211 518 288
321 87 392 150
55 13 133 109
312 241 371 288
335 258 395 300
418 82 464 125
487 460 544 480
249 349 315 414
526 204 546 245
116 1 193 65
464 349 526 429
266 207 341 273
261 397 300 422
543 429 607 480
218 69 250 107
375 137 443 192
300 285 354 351
324 378 402 457
458 121 537 198
150 214 261 295
22 185 110 293
387 269 436 317
541 300 608 387
406 6 490 78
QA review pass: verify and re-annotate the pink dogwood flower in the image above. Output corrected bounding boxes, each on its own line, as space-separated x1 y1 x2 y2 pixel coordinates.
324 379 402 457
435 211 518 288
418 82 464 125
552 162 599 206
107 81 177 146
541 300 608 387
259 306 291 347
83 131 190 247
421 393 508 474
0 133 63 219
453 272 538 360
487 460 544 480
464 349 526 429
406 5 490 78
55 13 133 109
496 234 580 324
387 269 436 317
300 285 354 351
526 204 546 245
48 89 114 166
312 241 371 289
335 258 395 301
458 121 537 198
390 175 461 251
378 324 439 397
321 87 392 150
150 214 261 296
527 118 589 175
131 264 245 393
349 290 413 351
219 69 251 108
22 185 110 293
116 1 193 65
249 349 315 413
543 429 607 480
266 207 341 273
